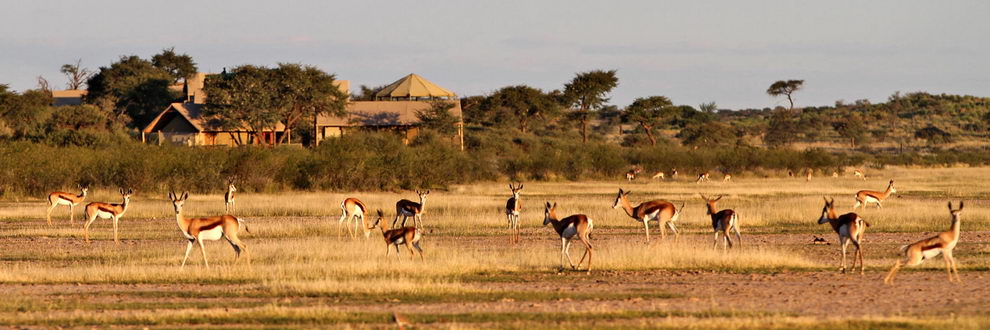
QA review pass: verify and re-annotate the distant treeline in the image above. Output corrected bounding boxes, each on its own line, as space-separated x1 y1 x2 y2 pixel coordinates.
3 130 989 197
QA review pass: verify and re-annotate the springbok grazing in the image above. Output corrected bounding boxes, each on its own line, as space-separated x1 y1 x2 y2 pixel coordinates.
695 172 711 183
651 171 665 180
370 209 424 260
224 179 237 214
169 191 249 268
722 173 732 183
505 183 523 243
884 201 963 284
853 179 896 210
338 197 370 238
543 202 593 272
393 190 429 228
818 197 870 274
46 186 88 225
83 188 133 244
625 168 642 182
854 169 866 180
612 189 681 242
700 194 741 250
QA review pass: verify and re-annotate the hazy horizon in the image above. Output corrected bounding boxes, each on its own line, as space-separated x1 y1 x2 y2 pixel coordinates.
2 0 988 109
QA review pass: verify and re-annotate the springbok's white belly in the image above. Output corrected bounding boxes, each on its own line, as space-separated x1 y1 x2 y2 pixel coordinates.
56 199 74 206
508 210 520 216
95 211 114 219
864 196 880 203
921 248 943 260
399 209 415 216
198 227 224 241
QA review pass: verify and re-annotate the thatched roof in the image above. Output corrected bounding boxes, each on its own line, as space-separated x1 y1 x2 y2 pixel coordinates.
143 102 285 133
317 100 462 127
375 74 455 99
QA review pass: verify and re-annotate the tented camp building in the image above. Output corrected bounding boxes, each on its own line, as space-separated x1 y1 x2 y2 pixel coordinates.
142 72 462 147
315 73 463 146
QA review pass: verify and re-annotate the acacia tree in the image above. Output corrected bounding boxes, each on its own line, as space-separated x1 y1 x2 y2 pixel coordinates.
483 85 559 133
202 65 280 145
767 79 804 110
272 64 348 144
563 70 618 143
85 55 177 126
61 59 95 90
151 47 198 83
623 96 672 146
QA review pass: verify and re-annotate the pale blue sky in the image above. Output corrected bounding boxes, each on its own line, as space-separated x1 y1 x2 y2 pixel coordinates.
2 0 988 108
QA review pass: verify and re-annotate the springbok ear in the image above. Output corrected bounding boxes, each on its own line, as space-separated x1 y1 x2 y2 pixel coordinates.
128 188 134 195
377 209 384 217
545 201 551 208
959 201 964 210
699 194 707 200
519 184 523 190
947 201 953 210
426 190 430 195
714 195 723 201
552 202 557 209
168 191 174 200
182 192 189 200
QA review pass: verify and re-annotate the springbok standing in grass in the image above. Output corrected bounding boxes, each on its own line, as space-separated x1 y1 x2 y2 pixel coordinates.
46 186 88 225
651 171 665 180
83 188 132 244
370 209 424 260
224 179 237 214
505 183 523 243
818 197 870 274
169 191 249 268
612 189 681 242
787 170 795 177
722 173 732 183
338 197 370 238
696 172 711 183
700 194 741 250
854 180 896 209
394 190 429 228
854 169 866 180
806 170 813 182
625 168 641 182
670 168 679 180
543 202 593 272
884 201 963 284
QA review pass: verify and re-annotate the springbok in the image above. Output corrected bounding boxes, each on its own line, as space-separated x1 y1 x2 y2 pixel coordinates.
224 180 237 214
625 168 641 182
505 183 523 243
700 194 741 250
832 171 839 178
543 202 593 272
393 190 429 228
884 201 963 284
696 172 711 183
170 191 249 268
83 188 132 244
854 180 896 209
651 171 665 180
338 197 370 238
612 189 682 242
854 169 866 180
46 186 88 225
370 209 423 260
722 174 732 183
818 197 870 274
670 168 679 180
806 170 813 182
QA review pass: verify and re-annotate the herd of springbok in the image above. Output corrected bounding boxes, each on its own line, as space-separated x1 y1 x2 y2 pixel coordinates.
41 170 963 283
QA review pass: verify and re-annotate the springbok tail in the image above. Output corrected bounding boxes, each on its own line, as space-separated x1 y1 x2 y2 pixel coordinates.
898 244 909 253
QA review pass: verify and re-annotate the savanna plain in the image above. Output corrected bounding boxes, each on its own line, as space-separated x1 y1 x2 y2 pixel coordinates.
1 167 989 328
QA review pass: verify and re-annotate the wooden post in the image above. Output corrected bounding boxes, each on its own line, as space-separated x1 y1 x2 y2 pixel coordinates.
458 122 465 151
141 131 146 143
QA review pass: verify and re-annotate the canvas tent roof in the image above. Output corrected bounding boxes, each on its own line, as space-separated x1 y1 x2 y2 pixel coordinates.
51 90 87 106
375 74 456 99
143 102 285 133
317 100 462 127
